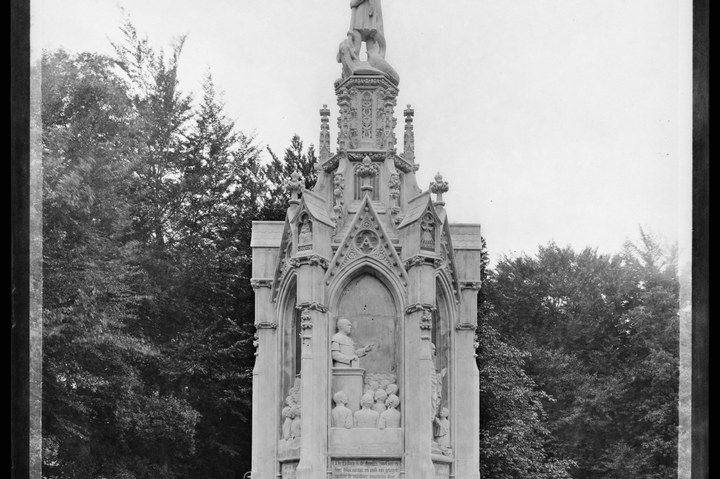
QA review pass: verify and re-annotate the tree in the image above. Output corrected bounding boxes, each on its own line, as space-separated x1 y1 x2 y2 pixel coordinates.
261 134 318 220
41 48 201 479
111 19 193 249
483 233 679 478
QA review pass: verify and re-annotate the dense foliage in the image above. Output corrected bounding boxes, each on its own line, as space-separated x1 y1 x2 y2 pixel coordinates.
41 24 314 478
42 23 678 479
481 234 679 478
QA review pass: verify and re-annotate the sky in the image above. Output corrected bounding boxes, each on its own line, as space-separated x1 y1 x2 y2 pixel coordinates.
35 0 693 265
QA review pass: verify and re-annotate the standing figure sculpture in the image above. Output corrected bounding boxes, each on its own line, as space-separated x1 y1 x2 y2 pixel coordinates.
331 318 374 367
349 0 386 58
430 343 447 421
433 407 452 456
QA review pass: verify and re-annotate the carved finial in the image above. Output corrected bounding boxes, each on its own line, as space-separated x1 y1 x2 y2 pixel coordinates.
286 171 304 205
403 105 415 163
319 104 331 161
430 172 449 206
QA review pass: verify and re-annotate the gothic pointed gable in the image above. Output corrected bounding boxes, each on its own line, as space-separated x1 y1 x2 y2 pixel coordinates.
270 218 293 302
437 219 461 304
396 191 440 230
293 189 335 228
325 195 408 285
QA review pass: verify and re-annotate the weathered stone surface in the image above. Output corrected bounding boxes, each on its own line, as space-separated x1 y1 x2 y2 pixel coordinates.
328 427 404 456
250 4 481 477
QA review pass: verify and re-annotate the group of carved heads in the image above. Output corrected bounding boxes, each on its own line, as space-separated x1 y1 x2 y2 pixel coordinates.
332 381 401 430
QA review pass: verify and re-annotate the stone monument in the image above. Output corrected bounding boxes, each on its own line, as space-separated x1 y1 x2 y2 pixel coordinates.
250 2 482 477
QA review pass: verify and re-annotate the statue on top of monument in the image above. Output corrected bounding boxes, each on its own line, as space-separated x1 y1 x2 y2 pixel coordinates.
349 0 386 59
331 317 374 367
337 0 400 84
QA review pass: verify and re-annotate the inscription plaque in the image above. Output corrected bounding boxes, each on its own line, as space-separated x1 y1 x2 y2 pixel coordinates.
332 459 401 479
281 461 298 479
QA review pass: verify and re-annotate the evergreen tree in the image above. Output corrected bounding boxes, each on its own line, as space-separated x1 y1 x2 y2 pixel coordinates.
42 48 200 479
261 134 318 220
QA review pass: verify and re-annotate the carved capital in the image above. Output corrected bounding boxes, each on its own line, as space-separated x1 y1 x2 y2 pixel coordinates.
460 281 482 291
455 323 477 331
255 321 278 329
404 254 436 271
296 301 329 313
405 303 436 315
292 254 330 270
250 278 273 290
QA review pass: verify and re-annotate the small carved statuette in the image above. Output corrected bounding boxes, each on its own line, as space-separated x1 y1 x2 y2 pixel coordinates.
430 343 447 421
290 405 302 439
378 394 401 429
433 407 452 456
420 213 436 251
282 404 293 440
332 391 354 429
354 392 380 428
298 216 313 251
282 394 297 440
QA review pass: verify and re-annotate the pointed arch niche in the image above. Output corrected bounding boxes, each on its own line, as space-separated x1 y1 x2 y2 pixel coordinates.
329 264 405 402
434 275 456 418
277 274 300 430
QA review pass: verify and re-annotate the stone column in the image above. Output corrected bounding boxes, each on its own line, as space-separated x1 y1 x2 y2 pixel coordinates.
294 260 330 479
403 261 436 479
250 280 278 479
454 282 482 479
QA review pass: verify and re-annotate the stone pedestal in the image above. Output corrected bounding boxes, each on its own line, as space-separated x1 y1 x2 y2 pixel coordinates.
332 367 365 412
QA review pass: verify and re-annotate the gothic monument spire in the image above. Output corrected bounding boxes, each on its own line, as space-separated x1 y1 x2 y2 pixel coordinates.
250 4 483 478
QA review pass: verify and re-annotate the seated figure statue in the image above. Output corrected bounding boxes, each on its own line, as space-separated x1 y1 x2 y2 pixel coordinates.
354 392 380 428
372 388 388 414
332 391 354 429
378 394 401 429
331 318 374 368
